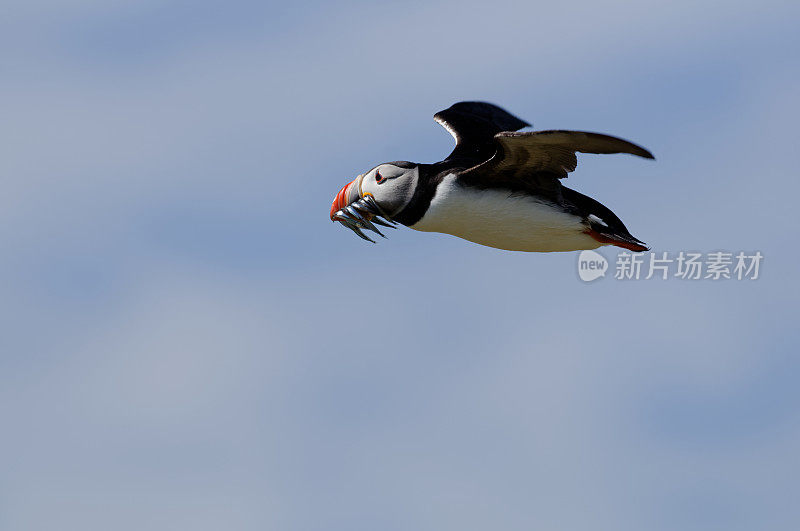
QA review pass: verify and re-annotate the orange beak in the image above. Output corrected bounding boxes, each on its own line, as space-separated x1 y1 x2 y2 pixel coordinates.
330 175 396 242
329 178 360 220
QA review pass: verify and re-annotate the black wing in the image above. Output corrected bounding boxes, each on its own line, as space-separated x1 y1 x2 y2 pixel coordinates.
456 130 654 206
434 102 530 164
463 130 654 180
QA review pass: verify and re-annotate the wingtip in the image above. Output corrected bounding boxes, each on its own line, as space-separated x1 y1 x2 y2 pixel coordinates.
636 147 655 160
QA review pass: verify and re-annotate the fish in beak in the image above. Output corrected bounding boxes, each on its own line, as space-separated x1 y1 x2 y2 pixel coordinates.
329 174 397 243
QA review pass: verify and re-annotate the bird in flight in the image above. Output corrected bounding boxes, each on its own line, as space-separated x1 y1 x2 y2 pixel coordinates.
330 101 654 252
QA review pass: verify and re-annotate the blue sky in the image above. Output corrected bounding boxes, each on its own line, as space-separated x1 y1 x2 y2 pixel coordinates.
1 1 799 530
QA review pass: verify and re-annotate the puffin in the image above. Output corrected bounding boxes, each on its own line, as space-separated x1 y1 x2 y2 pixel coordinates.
329 101 654 252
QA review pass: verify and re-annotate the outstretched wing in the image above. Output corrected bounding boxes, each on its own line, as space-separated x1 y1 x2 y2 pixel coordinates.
456 129 654 207
464 130 654 180
434 102 530 163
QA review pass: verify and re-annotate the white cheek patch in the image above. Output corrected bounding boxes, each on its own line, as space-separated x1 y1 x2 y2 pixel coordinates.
365 167 418 218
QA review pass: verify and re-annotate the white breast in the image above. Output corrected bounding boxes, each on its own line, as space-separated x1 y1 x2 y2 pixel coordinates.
410 175 601 252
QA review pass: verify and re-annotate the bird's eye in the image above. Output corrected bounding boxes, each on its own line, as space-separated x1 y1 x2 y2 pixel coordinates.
375 170 385 184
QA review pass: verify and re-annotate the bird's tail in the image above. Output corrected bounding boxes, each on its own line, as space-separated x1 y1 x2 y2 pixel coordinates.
585 228 649 252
